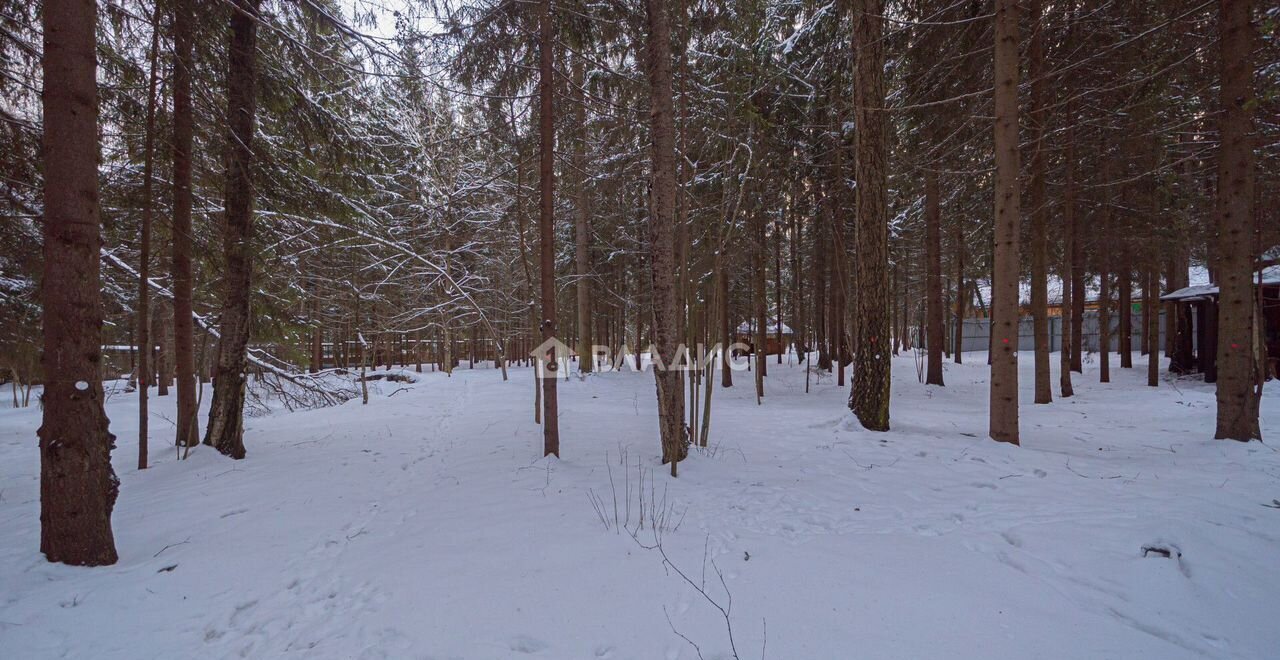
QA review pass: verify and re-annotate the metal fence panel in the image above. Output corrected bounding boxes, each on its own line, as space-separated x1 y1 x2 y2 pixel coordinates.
953 310 1165 354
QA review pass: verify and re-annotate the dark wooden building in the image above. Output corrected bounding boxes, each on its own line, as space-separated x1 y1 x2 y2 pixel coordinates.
1160 265 1279 382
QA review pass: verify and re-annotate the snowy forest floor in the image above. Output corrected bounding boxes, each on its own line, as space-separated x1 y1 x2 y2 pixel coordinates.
2 351 1279 659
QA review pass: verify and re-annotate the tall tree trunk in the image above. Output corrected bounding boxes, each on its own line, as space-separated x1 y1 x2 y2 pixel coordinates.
831 122 848 385
790 187 803 361
1118 248 1132 368
719 261 732 388
572 56 593 374
989 0 1021 444
775 220 784 366
753 204 767 403
1214 0 1261 440
40 0 119 565
203 0 260 459
155 299 171 395
814 179 830 371
925 168 944 386
954 218 965 364
172 0 198 448
645 0 687 472
849 0 890 431
309 284 322 374
1027 0 1051 404
1059 112 1076 398
538 0 560 456
1145 266 1159 386
1069 202 1085 374
1099 204 1112 383
1168 252 1194 373
137 11 161 470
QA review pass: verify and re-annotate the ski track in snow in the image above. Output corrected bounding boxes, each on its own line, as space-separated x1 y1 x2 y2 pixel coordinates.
1 353 1278 659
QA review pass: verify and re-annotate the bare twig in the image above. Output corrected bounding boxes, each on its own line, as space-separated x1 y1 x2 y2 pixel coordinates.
153 537 191 558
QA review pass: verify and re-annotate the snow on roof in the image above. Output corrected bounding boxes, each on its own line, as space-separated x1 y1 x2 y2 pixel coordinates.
1160 265 1280 302
967 264 1214 308
736 318 794 335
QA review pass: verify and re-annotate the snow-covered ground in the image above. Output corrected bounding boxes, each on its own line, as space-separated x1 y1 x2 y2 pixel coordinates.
1 351 1278 659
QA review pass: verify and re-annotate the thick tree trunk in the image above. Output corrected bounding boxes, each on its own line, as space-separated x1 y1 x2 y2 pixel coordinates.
925 169 944 386
989 0 1021 444
203 0 260 459
172 0 198 449
645 0 687 472
849 0 890 431
39 0 119 565
537 0 560 455
1214 0 1261 440
137 12 161 470
1027 0 1051 404
572 56 593 374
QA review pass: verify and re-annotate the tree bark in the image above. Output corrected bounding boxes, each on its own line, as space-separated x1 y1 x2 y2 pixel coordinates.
538 0 560 456
155 299 171 395
989 0 1021 444
1213 0 1261 440
1027 0 1051 404
572 56 593 374
925 168 944 385
645 0 687 472
171 0 198 449
753 204 767 403
954 217 965 364
39 0 119 565
1118 247 1132 368
849 0 890 431
814 177 830 372
1146 266 1159 387
137 11 161 470
1059 112 1076 398
719 259 732 388
203 0 261 459
1099 203 1112 383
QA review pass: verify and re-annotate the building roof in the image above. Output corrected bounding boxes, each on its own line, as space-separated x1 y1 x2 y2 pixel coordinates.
1160 266 1280 302
736 318 794 335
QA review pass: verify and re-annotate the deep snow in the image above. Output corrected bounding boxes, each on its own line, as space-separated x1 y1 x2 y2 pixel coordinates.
1 351 1278 659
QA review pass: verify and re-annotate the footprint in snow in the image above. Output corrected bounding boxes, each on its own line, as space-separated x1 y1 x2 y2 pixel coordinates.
508 636 549 654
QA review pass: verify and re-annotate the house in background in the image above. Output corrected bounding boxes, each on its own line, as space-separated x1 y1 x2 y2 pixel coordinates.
1160 261 1279 382
735 318 794 356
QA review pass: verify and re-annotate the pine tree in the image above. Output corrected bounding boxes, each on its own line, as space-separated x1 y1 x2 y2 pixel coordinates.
644 0 687 472
849 0 890 431
1213 0 1261 441
39 0 119 565
989 0 1021 445
204 0 262 459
